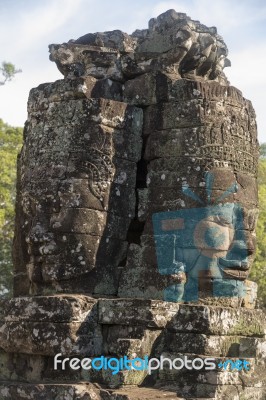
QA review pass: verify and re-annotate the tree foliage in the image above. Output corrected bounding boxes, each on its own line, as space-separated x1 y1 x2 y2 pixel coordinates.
0 62 22 86
260 143 266 159
250 157 266 307
0 119 23 295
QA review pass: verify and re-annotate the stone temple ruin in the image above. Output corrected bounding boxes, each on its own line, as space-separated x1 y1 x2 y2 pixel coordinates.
0 9 265 400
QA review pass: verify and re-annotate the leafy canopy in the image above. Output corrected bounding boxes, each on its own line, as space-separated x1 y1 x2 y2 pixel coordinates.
0 119 23 295
0 62 22 86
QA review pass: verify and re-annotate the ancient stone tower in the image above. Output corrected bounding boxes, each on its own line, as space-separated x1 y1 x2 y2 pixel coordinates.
0 9 265 400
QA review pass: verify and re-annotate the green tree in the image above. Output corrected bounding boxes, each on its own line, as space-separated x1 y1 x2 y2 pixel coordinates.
260 143 266 159
250 157 266 307
0 119 23 296
0 62 22 86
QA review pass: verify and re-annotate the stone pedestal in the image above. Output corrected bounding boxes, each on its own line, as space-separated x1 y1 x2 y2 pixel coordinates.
0 297 265 399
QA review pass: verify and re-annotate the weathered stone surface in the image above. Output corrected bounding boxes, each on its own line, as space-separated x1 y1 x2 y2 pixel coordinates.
0 382 183 400
118 243 186 301
13 8 259 304
28 98 143 131
156 353 264 387
120 77 258 302
156 382 265 400
0 296 102 356
49 208 129 238
123 73 244 106
0 382 104 400
23 124 141 163
50 10 230 84
0 321 102 356
167 305 265 336
14 84 143 295
104 325 161 358
2 295 97 322
98 298 180 327
2 8 264 400
157 332 266 357
109 386 183 399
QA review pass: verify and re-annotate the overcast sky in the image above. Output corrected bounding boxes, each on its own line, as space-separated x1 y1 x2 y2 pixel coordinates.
0 0 266 142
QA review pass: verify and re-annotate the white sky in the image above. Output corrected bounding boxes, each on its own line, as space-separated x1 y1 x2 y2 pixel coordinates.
0 0 266 142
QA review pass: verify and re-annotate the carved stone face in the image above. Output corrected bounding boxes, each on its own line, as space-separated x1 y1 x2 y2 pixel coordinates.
16 94 143 295
152 168 258 302
13 11 258 306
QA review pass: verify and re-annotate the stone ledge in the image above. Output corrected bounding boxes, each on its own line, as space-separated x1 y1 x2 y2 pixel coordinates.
0 382 104 400
110 386 182 399
167 304 265 336
154 383 266 399
158 332 266 358
98 298 180 328
0 381 264 400
0 320 102 356
3 295 97 323
0 382 183 400
98 299 265 336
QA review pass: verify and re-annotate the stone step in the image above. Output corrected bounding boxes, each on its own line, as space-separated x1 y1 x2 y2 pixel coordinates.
99 299 265 336
167 304 265 336
98 298 180 328
154 383 265 400
2 295 97 323
1 347 264 391
109 386 183 399
1 381 263 400
155 353 265 388
0 382 184 400
154 332 266 358
3 297 265 338
0 382 104 400
0 295 102 356
105 330 266 359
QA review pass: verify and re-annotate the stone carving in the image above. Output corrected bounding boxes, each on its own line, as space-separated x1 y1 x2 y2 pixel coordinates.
50 9 230 84
0 9 264 400
12 8 259 303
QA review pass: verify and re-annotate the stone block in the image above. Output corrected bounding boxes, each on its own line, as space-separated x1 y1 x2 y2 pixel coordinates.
167 305 265 336
158 332 266 358
3 295 97 323
37 234 127 277
57 179 136 217
49 42 124 81
155 352 266 393
38 98 143 132
144 101 202 133
24 122 142 163
98 298 180 328
118 243 186 301
105 326 161 358
0 295 102 356
0 382 103 400
0 320 102 356
109 387 183 399
157 381 265 400
67 155 137 186
123 72 158 105
27 78 89 112
146 162 237 190
38 266 120 296
123 74 255 111
50 208 130 240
